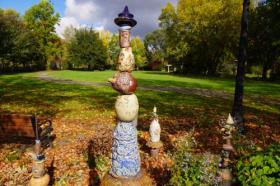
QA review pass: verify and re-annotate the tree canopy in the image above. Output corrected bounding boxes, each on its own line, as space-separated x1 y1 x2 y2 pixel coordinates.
0 8 43 72
157 0 243 75
23 0 60 65
66 28 108 70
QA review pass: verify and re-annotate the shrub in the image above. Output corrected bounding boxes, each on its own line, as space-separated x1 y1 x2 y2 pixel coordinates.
168 131 219 186
236 143 280 186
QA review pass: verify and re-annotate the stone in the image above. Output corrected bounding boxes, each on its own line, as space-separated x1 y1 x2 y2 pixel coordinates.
115 94 139 122
117 47 135 72
109 72 137 94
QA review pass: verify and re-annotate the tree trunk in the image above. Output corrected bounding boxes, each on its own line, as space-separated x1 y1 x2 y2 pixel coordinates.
232 0 250 133
262 63 268 80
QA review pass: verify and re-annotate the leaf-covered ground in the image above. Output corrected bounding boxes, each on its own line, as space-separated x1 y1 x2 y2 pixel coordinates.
0 71 279 185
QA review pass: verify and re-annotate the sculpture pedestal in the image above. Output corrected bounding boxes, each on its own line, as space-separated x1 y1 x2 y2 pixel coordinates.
101 170 153 186
147 141 163 158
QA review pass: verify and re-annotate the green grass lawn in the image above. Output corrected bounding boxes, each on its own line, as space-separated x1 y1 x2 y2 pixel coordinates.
0 72 229 119
0 70 279 119
45 70 280 99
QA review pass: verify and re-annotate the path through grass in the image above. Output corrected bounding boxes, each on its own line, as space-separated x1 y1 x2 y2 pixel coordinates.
45 70 280 99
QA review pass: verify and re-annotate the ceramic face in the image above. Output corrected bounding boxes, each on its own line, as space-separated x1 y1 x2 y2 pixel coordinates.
115 94 139 122
119 29 130 48
110 72 137 94
117 47 135 72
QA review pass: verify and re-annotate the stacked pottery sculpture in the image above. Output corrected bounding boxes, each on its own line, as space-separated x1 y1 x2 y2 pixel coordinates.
109 6 140 178
29 117 50 186
218 114 236 186
102 7 153 186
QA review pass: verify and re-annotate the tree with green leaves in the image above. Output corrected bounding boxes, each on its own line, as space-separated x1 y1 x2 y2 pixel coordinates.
159 0 242 75
23 0 60 68
66 28 108 70
248 0 280 80
108 34 120 68
131 37 147 70
144 29 166 70
0 9 43 72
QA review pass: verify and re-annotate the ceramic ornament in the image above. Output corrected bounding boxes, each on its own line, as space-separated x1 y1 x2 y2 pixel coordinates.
119 29 131 48
147 107 163 158
117 47 135 72
109 72 137 94
226 113 234 125
115 94 139 122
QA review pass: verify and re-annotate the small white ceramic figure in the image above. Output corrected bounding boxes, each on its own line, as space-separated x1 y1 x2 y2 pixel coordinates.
149 107 161 143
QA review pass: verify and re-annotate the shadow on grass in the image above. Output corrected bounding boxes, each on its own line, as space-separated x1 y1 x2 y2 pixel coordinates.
0 75 117 120
0 74 279 152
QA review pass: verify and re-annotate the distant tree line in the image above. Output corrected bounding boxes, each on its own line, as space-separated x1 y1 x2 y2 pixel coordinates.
144 0 280 80
0 0 60 73
1 0 278 79
63 27 147 71
0 0 147 73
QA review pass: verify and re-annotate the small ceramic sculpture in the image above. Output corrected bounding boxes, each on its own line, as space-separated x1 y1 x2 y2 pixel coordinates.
218 113 236 186
115 94 139 122
29 139 50 186
29 159 50 186
109 72 137 94
147 107 163 157
149 107 161 142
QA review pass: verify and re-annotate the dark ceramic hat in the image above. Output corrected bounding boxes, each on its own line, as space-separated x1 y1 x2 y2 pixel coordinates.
114 6 137 27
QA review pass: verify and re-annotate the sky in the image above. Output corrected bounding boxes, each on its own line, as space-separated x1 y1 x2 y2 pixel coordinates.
0 0 177 38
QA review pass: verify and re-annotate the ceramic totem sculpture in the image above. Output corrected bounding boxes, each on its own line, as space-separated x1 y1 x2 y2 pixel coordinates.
102 6 153 186
108 6 140 178
102 7 152 185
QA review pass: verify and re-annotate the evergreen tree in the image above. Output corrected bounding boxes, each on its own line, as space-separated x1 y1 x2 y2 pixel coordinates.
67 28 107 70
